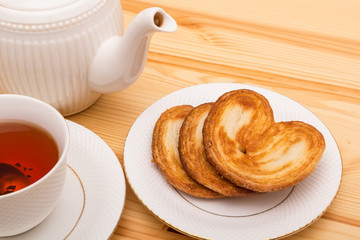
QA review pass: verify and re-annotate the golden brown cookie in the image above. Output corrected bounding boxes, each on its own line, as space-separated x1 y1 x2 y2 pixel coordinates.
152 105 223 198
203 89 325 192
179 103 254 197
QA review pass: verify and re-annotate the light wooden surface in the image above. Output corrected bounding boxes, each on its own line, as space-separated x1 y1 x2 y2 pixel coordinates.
67 0 360 239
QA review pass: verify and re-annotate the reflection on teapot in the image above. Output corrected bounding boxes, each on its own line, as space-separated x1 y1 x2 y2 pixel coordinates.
0 0 177 116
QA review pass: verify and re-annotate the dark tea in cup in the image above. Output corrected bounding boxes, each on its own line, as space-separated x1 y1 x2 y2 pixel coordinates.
0 94 69 237
0 120 59 195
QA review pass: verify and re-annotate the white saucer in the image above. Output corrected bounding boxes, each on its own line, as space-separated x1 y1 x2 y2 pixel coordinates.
124 83 342 240
3 120 126 240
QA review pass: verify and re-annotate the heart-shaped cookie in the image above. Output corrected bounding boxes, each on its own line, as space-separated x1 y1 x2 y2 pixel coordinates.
203 89 325 192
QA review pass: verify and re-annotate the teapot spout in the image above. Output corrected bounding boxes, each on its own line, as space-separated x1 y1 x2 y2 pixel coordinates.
89 8 177 93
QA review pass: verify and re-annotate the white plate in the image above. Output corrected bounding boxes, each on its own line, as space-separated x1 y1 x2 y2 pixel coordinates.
124 83 342 240
4 120 126 240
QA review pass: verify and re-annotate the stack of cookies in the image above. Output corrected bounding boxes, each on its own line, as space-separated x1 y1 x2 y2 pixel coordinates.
151 89 325 198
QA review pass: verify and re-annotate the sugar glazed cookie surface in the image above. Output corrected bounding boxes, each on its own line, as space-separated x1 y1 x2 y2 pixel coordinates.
179 103 254 197
203 89 326 192
152 105 223 198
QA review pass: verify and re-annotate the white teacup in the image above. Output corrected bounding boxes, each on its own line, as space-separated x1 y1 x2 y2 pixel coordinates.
0 94 69 237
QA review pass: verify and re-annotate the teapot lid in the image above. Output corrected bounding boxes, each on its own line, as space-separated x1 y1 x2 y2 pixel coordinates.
1 0 80 11
0 0 108 31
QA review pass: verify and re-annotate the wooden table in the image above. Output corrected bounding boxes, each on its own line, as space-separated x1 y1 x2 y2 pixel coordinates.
67 0 360 239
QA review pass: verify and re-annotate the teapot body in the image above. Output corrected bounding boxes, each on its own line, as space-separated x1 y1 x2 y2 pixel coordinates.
0 0 123 116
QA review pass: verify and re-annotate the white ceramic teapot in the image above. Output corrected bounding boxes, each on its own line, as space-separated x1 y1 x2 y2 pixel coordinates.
0 0 177 116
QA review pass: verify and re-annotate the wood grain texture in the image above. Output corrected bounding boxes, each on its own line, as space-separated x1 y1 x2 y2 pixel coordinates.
67 0 360 239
